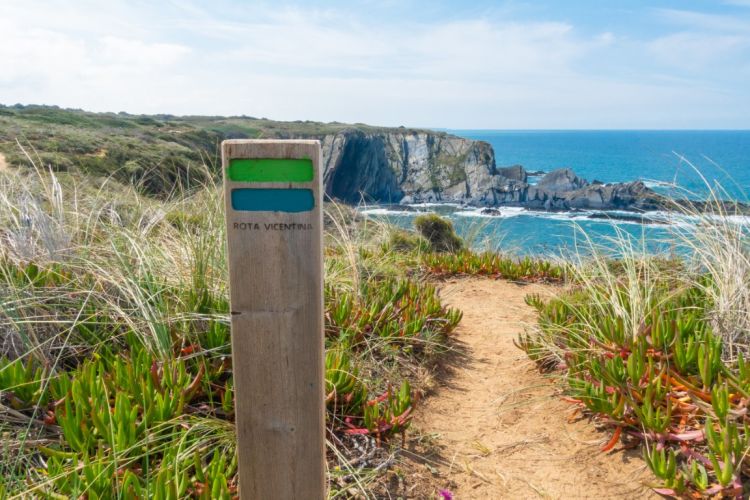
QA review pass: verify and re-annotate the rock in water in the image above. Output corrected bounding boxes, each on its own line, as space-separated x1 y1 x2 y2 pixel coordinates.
496 165 528 183
537 168 588 191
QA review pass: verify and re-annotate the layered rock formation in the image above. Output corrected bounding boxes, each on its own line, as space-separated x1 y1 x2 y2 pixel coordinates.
318 129 663 211
320 129 494 204
493 168 663 211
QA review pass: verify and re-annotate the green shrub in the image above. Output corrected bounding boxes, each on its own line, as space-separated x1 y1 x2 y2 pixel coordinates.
414 214 463 252
386 229 429 253
165 209 205 231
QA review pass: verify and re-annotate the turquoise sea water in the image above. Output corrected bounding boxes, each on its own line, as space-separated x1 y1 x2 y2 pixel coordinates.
363 130 750 256
461 130 750 197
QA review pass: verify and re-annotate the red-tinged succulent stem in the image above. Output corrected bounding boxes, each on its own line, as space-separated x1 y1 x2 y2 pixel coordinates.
627 429 705 443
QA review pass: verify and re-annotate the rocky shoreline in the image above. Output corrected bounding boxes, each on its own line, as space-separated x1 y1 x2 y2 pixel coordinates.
367 202 673 225
304 128 745 215
399 165 666 211
319 129 667 212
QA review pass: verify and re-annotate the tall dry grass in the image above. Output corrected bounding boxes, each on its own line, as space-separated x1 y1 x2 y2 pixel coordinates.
0 148 462 498
521 172 750 496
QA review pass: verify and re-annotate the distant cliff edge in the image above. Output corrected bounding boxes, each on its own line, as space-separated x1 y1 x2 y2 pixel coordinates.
316 129 662 211
0 105 664 210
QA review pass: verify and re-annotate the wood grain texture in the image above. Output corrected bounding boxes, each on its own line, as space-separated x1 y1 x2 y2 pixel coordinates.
222 140 325 499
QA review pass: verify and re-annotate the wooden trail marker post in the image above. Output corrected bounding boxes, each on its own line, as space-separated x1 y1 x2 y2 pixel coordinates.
222 140 325 499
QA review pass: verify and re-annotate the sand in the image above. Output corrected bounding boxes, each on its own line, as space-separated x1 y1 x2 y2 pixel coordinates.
408 278 656 499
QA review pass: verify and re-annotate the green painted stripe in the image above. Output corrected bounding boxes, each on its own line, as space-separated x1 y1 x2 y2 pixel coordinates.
231 188 315 212
228 158 313 183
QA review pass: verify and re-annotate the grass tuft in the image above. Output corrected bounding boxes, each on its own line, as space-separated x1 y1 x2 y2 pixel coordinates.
518 180 750 497
0 153 461 497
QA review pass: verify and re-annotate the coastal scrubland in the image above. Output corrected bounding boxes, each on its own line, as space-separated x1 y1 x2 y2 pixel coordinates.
0 104 442 200
0 107 748 498
420 195 750 497
515 201 750 498
0 148 480 497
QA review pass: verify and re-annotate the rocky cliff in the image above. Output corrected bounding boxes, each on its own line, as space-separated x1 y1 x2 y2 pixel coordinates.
319 129 495 204
318 129 663 211
0 106 663 211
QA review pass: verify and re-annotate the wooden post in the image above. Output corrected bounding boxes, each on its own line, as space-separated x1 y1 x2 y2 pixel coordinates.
222 140 325 499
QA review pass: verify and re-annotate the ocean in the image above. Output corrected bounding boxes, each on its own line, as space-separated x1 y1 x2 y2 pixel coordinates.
361 130 750 256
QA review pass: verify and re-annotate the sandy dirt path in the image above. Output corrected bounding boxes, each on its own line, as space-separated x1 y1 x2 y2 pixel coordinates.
410 278 655 499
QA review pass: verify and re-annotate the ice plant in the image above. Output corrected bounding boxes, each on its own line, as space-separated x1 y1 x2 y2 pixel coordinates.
522 256 750 497
424 250 566 282
0 158 462 496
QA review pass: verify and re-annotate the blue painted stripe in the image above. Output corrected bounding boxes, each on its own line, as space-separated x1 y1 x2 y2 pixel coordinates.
231 188 315 212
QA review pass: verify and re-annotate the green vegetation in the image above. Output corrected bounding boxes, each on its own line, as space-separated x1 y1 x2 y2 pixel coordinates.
385 229 430 253
3 105 749 497
431 152 468 188
423 250 566 282
414 214 463 253
521 267 749 496
518 209 750 497
0 104 445 196
410 191 750 497
0 157 461 497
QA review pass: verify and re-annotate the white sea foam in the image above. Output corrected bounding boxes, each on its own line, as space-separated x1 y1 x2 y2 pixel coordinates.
704 213 750 225
454 206 527 218
360 202 464 216
540 212 593 221
641 210 750 227
726 215 750 225
499 206 527 215
359 208 410 216
360 203 750 229
406 202 463 208
643 180 675 189
453 210 497 218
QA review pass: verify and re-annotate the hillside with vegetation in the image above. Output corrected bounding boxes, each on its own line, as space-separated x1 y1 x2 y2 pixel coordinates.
0 104 391 194
0 105 669 211
0 106 749 498
0 152 477 496
0 104 491 202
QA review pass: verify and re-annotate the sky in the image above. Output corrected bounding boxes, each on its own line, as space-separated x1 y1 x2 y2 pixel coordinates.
1 0 750 129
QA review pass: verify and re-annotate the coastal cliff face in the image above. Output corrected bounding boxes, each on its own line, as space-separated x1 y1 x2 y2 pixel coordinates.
319 129 495 204
318 129 661 211
0 106 660 211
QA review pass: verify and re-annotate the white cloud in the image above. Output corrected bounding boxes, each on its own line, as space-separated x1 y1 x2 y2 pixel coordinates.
657 8 750 32
0 27 89 86
207 11 591 82
646 8 750 75
596 32 616 45
98 37 190 67
648 32 748 69
0 1 747 127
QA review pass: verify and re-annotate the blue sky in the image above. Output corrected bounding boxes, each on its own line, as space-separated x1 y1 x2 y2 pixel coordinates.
1 0 749 128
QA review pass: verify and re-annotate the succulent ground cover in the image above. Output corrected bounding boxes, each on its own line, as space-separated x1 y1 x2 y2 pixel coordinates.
422 250 566 283
520 230 750 497
3 126 747 498
409 185 750 497
522 279 748 496
0 160 462 498
413 200 750 496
